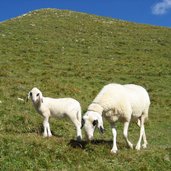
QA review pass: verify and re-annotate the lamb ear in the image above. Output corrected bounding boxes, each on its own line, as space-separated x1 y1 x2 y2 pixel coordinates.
40 95 43 103
92 120 98 126
41 97 43 103
26 92 31 102
81 118 85 129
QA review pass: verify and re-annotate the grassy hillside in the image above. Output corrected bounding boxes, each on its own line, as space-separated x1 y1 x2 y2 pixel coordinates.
0 8 171 170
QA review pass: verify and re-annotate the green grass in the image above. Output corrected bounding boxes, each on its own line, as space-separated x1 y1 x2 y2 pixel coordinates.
0 8 171 170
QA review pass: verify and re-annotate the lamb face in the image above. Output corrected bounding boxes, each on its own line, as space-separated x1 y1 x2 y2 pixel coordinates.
28 87 43 105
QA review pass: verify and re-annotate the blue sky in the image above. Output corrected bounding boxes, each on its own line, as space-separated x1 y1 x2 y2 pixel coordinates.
0 0 171 28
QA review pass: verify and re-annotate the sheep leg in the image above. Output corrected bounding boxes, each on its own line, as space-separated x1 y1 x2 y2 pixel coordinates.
123 121 133 149
142 110 148 148
136 118 147 148
137 119 141 127
43 117 52 137
111 124 118 154
68 115 82 141
135 116 145 150
142 129 147 149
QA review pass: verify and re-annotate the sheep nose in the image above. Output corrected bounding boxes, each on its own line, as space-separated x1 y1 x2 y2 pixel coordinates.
32 99 36 103
85 134 93 141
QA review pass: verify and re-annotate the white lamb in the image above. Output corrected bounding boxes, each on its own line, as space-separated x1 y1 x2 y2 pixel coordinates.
82 83 150 153
27 87 82 141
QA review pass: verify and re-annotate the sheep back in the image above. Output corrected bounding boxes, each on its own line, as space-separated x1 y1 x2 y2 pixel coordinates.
40 97 81 118
90 83 150 122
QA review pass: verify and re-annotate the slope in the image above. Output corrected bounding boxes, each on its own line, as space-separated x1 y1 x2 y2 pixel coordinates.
0 9 171 170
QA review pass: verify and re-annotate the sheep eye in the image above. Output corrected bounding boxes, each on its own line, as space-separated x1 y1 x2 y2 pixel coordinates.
30 92 32 97
36 93 39 97
92 120 98 126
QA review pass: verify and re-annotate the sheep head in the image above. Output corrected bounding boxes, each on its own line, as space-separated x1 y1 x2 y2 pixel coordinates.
27 87 43 104
82 111 104 140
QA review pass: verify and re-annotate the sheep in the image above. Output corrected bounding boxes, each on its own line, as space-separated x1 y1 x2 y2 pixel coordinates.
27 87 82 141
82 83 150 153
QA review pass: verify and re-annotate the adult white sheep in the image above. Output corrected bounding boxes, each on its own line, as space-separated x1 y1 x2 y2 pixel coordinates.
27 87 82 141
82 83 150 153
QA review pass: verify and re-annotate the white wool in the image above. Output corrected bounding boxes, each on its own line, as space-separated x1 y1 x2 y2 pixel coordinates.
92 83 150 121
28 87 82 141
83 83 150 153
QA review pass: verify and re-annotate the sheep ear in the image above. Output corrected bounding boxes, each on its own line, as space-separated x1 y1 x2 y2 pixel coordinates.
92 120 98 126
39 95 43 103
99 126 105 134
81 118 85 129
26 92 31 102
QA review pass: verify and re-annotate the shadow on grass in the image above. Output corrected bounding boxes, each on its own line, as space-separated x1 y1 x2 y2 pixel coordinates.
68 139 114 149
91 140 126 150
68 139 88 149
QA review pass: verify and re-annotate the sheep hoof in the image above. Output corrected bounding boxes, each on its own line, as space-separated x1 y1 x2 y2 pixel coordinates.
129 143 134 149
48 134 52 137
43 134 48 138
111 149 118 154
142 144 147 149
135 145 141 151
76 136 82 142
